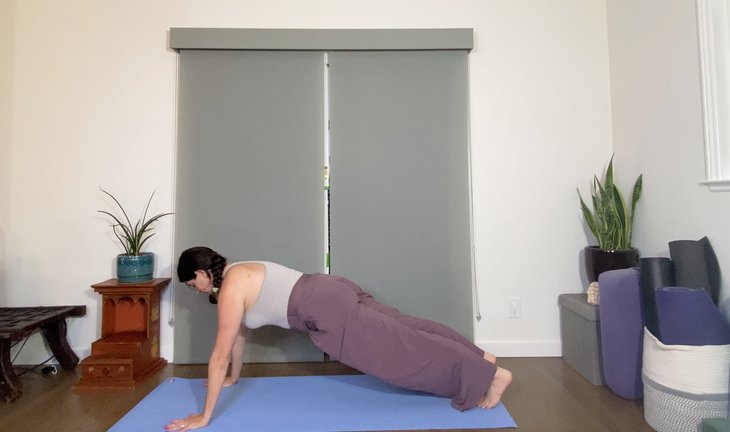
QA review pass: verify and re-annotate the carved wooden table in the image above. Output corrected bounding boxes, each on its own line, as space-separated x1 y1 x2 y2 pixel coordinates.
0 305 86 402
73 278 169 391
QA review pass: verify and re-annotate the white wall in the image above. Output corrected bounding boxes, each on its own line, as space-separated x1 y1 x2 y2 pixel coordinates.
0 0 14 303
607 0 730 318
1 0 614 363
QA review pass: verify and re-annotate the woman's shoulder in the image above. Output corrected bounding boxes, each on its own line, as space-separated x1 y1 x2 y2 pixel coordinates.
225 261 266 278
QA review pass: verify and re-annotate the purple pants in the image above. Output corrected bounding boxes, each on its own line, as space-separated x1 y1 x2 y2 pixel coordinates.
286 273 497 411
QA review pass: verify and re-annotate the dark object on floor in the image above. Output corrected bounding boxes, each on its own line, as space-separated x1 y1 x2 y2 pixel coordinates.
0 306 86 402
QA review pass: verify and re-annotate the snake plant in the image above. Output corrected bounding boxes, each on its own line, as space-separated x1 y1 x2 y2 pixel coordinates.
577 156 643 251
98 187 172 256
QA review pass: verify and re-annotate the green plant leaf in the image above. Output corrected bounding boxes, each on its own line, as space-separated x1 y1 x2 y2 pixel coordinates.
593 178 606 226
612 185 628 249
590 193 601 227
578 189 602 248
111 223 131 255
576 156 642 252
98 210 134 246
604 156 615 194
595 177 613 243
628 174 643 247
138 212 173 234
141 188 158 227
100 187 134 234
138 233 156 252
98 187 172 256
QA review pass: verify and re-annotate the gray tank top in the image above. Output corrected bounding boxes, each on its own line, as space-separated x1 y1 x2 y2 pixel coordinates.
224 261 303 329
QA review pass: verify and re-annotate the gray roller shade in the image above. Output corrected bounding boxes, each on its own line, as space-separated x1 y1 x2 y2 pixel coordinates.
328 51 474 340
174 50 325 363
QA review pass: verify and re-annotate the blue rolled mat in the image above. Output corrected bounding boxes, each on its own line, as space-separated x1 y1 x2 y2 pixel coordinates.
655 286 730 346
109 375 517 432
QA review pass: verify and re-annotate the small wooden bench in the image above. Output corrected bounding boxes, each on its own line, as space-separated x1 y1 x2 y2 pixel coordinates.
0 306 86 402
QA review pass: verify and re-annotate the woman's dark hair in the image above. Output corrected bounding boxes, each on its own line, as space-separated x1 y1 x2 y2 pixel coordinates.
177 246 227 304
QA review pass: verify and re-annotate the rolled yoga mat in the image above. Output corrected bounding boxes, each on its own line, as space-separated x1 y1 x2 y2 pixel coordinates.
109 375 517 432
638 257 675 339
668 237 721 306
598 268 645 399
654 286 730 346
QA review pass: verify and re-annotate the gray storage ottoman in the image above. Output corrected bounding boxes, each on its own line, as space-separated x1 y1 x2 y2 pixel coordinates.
558 293 605 385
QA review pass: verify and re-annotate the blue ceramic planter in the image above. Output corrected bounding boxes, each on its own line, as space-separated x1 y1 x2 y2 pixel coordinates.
117 253 154 283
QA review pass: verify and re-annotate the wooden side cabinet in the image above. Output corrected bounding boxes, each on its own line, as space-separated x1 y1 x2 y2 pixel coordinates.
73 278 169 391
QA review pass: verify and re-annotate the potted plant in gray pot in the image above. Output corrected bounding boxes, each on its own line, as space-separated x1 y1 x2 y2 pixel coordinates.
577 156 643 283
98 187 172 283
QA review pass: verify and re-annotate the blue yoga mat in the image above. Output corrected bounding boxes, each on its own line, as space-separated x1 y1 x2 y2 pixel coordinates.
109 375 516 431
655 286 730 346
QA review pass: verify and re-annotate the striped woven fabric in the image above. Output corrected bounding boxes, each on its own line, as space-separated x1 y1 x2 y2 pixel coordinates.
642 329 730 432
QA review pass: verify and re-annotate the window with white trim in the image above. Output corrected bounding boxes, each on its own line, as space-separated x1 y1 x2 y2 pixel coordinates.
698 0 730 191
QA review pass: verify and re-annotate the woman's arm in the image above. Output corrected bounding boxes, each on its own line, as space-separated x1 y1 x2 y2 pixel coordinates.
201 269 247 420
166 267 249 432
202 323 245 388
227 323 247 384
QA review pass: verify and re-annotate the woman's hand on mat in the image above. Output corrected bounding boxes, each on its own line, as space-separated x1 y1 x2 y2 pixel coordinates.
165 413 208 431
203 377 238 387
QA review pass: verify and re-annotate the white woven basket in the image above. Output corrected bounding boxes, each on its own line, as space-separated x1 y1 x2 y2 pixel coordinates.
642 328 730 432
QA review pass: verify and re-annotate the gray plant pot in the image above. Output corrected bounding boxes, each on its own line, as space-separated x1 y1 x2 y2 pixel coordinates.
117 252 154 283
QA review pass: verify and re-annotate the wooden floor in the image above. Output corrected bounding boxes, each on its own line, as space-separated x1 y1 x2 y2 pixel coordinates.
0 357 654 432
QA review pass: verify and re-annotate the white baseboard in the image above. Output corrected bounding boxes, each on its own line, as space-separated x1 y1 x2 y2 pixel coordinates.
477 340 562 358
160 343 174 363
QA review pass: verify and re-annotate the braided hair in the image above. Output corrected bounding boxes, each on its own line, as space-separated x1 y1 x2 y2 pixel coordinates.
177 246 228 304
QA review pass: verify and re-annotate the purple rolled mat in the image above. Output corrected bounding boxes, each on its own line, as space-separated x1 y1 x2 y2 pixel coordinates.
598 268 644 399
654 286 730 346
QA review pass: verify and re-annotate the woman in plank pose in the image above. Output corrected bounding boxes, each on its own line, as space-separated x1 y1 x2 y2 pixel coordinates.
165 246 512 432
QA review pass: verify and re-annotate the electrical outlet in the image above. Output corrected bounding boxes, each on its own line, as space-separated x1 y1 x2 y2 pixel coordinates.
508 297 521 318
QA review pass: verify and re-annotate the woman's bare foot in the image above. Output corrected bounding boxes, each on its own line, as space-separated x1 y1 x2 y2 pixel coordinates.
477 366 513 409
483 351 497 364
